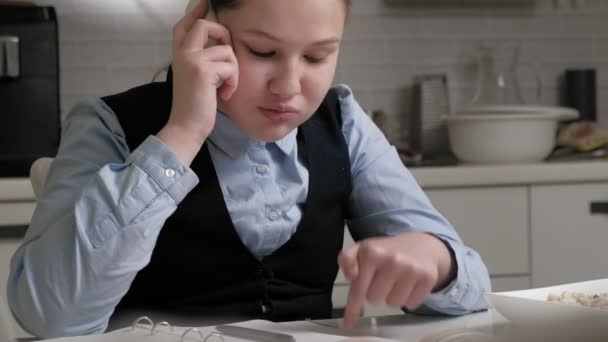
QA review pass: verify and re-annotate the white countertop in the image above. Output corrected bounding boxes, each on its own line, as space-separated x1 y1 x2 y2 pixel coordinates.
0 178 34 201
3 160 608 201
410 160 608 188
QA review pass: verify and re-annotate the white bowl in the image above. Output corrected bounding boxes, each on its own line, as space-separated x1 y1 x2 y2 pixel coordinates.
444 105 578 164
485 279 608 340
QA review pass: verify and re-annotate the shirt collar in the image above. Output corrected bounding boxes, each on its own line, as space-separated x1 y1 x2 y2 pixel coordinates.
208 112 298 158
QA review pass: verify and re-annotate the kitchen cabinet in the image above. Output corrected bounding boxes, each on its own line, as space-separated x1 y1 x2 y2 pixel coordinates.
410 161 608 292
425 187 530 281
424 186 532 293
531 182 608 287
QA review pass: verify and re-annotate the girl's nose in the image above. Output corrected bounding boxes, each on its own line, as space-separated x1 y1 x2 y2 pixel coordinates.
268 61 302 99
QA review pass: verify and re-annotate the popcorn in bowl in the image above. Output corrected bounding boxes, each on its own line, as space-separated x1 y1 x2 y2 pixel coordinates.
547 291 608 309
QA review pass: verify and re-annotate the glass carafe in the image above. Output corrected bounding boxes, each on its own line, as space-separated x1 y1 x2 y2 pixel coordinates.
471 42 537 106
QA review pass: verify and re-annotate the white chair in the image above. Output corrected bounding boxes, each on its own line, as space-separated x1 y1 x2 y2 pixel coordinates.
0 157 56 341
0 295 15 342
29 157 53 199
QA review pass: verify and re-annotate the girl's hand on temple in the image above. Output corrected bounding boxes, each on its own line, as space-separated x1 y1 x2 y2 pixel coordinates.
338 232 456 329
158 0 239 165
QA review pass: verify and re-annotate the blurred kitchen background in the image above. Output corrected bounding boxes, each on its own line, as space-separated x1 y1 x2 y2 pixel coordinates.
22 0 608 150
4 1 608 338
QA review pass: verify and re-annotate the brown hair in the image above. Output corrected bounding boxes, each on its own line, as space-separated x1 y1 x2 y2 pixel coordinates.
210 0 351 13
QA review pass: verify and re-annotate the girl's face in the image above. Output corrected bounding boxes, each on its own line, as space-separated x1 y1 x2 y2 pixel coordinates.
215 0 347 142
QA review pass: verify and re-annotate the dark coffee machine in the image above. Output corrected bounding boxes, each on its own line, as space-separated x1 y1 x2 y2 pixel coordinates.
0 4 59 177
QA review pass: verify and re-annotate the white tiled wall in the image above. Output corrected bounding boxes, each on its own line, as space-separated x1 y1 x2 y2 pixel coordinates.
37 0 608 144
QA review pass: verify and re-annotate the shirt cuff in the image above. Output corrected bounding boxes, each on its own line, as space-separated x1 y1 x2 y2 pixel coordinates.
127 135 199 204
423 237 474 313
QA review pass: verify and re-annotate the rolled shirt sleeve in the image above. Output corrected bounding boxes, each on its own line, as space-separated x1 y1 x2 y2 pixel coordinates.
336 84 491 315
8 98 198 338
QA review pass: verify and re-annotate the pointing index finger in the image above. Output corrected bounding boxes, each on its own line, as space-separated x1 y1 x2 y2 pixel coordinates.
343 254 375 330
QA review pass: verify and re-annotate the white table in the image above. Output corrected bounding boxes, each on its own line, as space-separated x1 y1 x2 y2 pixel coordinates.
285 311 506 341
279 310 605 342
31 308 608 342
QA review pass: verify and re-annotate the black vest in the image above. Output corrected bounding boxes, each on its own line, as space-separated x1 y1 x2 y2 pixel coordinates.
102 71 352 321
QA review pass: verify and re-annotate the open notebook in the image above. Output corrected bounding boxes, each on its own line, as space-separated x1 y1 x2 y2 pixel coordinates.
41 317 403 342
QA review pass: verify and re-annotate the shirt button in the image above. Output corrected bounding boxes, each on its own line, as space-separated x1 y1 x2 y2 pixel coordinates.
268 210 279 221
449 287 459 298
256 165 267 174
164 168 176 178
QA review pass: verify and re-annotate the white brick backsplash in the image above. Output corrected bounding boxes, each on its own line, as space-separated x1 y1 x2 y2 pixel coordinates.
522 38 595 63
420 16 491 39
344 15 423 40
154 40 173 65
79 41 157 67
335 65 372 90
486 15 564 38
350 0 386 15
347 88 373 112
48 0 608 145
339 40 386 65
594 39 608 64
364 65 416 89
387 39 463 65
56 12 117 40
107 66 158 94
61 66 108 95
598 65 608 87
369 88 412 123
58 41 80 68
561 15 608 38
598 87 608 128
112 13 172 36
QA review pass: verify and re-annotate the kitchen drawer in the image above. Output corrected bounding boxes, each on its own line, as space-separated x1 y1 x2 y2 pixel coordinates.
0 201 36 226
531 182 608 287
425 186 529 276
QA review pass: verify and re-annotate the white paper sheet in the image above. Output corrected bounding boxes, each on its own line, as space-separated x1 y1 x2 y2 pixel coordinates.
41 319 402 342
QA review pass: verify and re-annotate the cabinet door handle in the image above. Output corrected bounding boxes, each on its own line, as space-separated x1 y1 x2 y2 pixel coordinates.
590 202 608 214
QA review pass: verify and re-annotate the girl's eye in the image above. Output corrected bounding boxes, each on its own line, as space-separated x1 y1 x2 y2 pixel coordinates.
304 56 324 64
248 47 275 58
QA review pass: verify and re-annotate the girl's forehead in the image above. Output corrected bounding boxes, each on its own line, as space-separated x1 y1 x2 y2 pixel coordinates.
219 0 347 30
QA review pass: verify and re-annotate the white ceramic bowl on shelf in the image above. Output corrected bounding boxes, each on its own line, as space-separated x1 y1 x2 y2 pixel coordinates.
444 105 578 164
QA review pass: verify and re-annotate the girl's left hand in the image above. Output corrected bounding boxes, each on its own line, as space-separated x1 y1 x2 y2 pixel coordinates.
338 232 455 329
